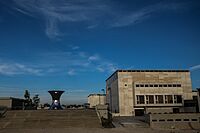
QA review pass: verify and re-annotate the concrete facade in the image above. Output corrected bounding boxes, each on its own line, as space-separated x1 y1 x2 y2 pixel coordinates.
146 113 200 129
198 88 200 112
0 97 25 110
88 94 106 108
106 70 193 116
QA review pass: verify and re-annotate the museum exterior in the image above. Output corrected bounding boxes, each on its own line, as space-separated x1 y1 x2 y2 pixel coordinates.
106 70 194 116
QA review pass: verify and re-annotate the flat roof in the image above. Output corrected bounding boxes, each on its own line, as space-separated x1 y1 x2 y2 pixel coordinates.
0 97 24 100
88 94 106 97
106 69 190 81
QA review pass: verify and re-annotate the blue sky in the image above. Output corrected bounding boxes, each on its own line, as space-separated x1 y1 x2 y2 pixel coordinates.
0 0 200 104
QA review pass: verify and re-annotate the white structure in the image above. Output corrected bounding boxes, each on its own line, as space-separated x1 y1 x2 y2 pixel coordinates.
88 94 106 108
106 70 193 116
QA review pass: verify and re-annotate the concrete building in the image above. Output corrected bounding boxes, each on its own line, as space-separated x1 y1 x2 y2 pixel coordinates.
106 70 193 116
197 88 200 112
0 97 25 110
88 94 106 108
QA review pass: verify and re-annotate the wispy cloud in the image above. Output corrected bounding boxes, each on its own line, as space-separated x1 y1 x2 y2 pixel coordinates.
9 0 110 39
190 64 200 71
0 62 42 76
96 62 117 73
67 69 76 76
88 54 100 61
68 45 80 50
87 24 98 29
4 0 188 39
0 47 118 76
38 50 118 75
111 2 187 27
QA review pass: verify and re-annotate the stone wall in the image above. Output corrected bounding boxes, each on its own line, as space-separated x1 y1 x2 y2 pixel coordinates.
146 113 200 129
145 107 173 114
95 105 108 119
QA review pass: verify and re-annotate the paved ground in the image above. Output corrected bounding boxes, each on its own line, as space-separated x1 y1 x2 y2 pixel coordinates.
0 110 199 133
0 127 199 133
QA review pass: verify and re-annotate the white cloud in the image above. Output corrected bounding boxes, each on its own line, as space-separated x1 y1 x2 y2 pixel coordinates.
87 24 98 29
45 18 61 39
8 0 187 39
43 51 118 75
96 62 118 73
190 65 200 71
0 62 42 76
72 46 80 50
67 69 76 76
88 55 100 61
68 45 80 50
10 0 110 39
112 2 186 27
0 48 118 76
96 67 105 72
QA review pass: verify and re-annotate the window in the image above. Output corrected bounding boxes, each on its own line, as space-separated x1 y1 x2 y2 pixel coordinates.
140 84 144 87
136 95 145 104
154 84 158 87
155 95 163 104
165 95 173 104
177 84 181 87
134 84 181 88
191 119 197 121
174 95 182 104
168 84 172 87
146 95 154 104
175 119 181 121
167 119 173 121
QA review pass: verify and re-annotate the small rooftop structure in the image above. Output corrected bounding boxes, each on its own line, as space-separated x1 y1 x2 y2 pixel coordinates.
88 94 106 108
88 94 106 97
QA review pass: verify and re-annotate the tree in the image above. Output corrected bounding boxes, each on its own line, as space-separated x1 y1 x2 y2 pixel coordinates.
24 90 33 109
33 94 40 108
24 90 30 100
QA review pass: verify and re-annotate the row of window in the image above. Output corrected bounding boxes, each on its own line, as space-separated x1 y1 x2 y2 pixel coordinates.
136 95 182 104
152 119 198 122
135 84 182 88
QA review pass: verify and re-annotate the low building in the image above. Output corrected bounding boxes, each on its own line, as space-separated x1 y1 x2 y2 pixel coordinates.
106 70 194 116
0 97 25 110
88 94 106 108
